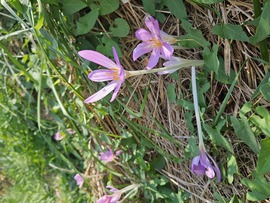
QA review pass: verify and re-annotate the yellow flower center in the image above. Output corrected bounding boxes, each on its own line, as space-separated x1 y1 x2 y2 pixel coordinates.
149 38 162 47
108 67 121 81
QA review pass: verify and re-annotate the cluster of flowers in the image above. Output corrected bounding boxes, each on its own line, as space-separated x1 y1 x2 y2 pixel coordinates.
56 15 221 203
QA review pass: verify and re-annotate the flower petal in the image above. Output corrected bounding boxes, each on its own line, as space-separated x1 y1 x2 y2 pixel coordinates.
145 15 160 39
146 47 160 69
133 42 153 61
112 47 121 67
84 81 118 103
205 166 215 179
161 42 174 59
88 69 114 82
79 50 117 69
135 29 153 41
110 82 122 102
208 153 221 182
160 31 177 44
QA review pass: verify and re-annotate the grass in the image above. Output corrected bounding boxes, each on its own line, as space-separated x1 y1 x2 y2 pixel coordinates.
1 0 270 202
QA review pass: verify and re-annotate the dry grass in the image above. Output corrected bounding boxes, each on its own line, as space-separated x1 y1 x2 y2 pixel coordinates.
85 0 268 202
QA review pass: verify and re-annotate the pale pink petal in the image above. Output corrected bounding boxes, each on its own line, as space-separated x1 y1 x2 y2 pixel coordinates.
112 47 121 67
146 47 161 69
84 81 118 103
110 82 122 102
106 186 120 193
205 167 215 178
115 150 122 156
160 31 177 44
135 29 153 41
133 42 153 61
145 15 160 39
54 131 65 141
161 43 174 59
88 69 114 82
74 174 84 186
78 50 117 69
157 69 177 75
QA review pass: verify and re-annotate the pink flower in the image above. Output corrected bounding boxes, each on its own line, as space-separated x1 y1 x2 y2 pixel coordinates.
97 186 122 203
133 15 174 69
100 148 122 163
191 147 221 182
54 131 65 141
74 174 84 187
78 47 125 103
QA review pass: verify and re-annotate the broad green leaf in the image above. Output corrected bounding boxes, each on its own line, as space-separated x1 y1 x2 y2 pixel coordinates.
260 80 270 102
242 174 270 201
167 83 176 103
252 72 270 99
142 0 155 16
90 0 119 16
203 45 219 73
215 57 236 84
229 195 243 203
60 0 87 15
227 152 238 184
178 20 210 48
76 9 99 35
257 138 270 175
96 36 122 57
177 99 194 110
109 18 130 37
184 111 194 134
203 124 233 153
231 116 260 154
212 23 249 42
250 106 270 137
163 0 187 20
250 2 270 44
239 102 252 119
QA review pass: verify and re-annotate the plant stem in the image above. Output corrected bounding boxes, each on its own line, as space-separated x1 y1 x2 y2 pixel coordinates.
125 60 204 78
191 66 204 148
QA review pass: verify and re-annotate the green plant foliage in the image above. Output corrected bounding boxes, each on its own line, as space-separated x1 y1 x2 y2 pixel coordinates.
203 45 219 73
142 0 156 16
257 138 270 175
110 18 130 37
90 0 119 16
215 58 236 84
250 106 270 137
60 0 87 15
76 9 99 35
231 116 260 154
163 0 187 20
260 79 270 102
167 83 176 103
212 23 249 42
192 0 225 4
250 2 270 44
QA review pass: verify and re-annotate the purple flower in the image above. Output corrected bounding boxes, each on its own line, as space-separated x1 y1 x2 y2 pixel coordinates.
191 147 221 182
78 47 125 103
100 147 122 163
133 15 174 69
158 56 185 75
54 131 65 141
97 186 122 203
74 174 84 187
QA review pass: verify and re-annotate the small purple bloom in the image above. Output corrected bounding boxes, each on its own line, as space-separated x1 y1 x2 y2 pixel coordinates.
191 147 221 182
78 47 125 103
133 15 174 69
158 56 185 75
53 131 65 141
100 147 122 163
97 186 122 203
74 174 84 187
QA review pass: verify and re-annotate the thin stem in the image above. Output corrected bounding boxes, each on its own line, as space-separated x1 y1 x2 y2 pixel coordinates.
191 66 204 148
125 60 204 78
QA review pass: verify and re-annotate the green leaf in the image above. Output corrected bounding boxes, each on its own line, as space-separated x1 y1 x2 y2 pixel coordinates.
257 138 270 175
167 84 176 103
229 195 243 203
250 2 270 44
203 45 219 73
110 18 130 37
76 9 99 35
260 80 270 102
163 0 187 20
177 99 194 110
203 124 233 153
227 152 238 184
242 174 270 201
192 0 225 4
90 0 119 16
250 106 270 137
178 20 210 48
231 116 260 154
215 57 236 84
212 23 249 42
60 0 87 15
150 154 166 170
96 36 122 57
142 0 155 16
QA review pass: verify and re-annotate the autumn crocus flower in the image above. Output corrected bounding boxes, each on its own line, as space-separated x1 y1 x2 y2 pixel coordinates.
191 66 221 182
133 15 175 69
78 47 125 103
74 174 84 187
191 146 221 181
100 147 122 163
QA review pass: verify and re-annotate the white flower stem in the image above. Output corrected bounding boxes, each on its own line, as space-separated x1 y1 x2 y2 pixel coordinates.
125 60 204 78
191 66 205 148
